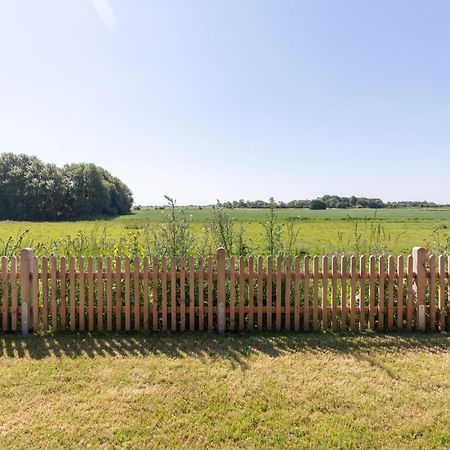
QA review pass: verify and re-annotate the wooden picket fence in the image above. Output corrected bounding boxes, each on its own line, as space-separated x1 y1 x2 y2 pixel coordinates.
0 247 449 335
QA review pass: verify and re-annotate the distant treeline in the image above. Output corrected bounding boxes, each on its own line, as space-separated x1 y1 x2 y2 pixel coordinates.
214 195 443 210
0 153 133 221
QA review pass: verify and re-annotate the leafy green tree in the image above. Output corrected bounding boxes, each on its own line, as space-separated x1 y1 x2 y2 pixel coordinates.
109 176 133 215
63 163 112 217
62 163 133 218
0 153 65 220
309 199 327 210
0 153 133 221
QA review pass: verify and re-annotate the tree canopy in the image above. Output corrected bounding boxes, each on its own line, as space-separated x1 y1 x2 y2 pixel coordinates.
309 199 327 210
0 153 133 221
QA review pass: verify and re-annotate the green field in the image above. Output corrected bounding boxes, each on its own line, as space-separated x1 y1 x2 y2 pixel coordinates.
0 333 448 449
2 207 450 256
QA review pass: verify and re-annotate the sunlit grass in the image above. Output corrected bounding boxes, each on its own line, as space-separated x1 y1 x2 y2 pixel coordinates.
2 207 450 256
0 333 448 449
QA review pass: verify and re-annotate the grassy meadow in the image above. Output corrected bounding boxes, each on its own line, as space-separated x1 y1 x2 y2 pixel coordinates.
0 333 448 449
2 207 450 256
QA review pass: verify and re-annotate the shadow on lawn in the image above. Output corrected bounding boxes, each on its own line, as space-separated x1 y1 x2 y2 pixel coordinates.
0 332 448 369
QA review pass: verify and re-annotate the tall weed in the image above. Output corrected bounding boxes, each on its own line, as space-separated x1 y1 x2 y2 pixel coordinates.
208 202 252 255
151 196 195 258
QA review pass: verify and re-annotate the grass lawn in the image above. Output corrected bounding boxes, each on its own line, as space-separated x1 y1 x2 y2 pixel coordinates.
0 333 449 449
2 207 450 256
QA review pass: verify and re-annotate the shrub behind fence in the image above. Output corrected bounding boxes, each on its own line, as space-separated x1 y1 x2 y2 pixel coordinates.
0 247 449 335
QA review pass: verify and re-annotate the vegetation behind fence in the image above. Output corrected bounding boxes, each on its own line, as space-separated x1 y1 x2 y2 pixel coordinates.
1 247 449 334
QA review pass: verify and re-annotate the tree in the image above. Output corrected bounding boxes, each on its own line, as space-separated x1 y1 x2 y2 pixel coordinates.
109 176 134 215
0 153 133 221
62 163 133 218
62 163 110 217
309 199 327 210
0 153 65 220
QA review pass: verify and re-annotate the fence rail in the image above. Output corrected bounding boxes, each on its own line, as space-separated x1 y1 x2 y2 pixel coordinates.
0 247 449 335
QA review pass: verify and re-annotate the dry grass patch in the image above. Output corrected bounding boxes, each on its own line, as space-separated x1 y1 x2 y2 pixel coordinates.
0 333 449 449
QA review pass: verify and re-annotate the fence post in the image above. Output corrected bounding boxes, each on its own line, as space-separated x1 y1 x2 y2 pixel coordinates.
412 247 426 331
217 248 226 335
20 248 33 337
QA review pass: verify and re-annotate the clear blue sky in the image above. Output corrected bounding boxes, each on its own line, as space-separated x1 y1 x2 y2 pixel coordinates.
1 0 449 205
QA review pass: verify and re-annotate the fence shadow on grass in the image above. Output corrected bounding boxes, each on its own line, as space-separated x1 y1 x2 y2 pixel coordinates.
0 332 449 370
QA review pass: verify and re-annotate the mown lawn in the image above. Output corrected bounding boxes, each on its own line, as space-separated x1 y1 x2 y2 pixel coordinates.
0 333 449 449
